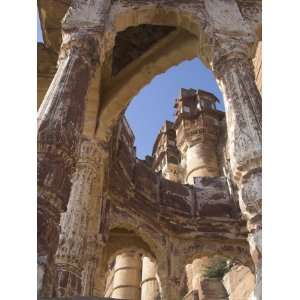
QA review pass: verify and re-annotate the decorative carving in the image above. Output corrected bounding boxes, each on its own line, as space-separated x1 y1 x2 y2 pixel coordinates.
37 1 263 299
212 48 261 181
81 234 101 295
238 1 262 24
54 139 103 297
59 30 100 74
209 35 261 300
37 30 101 297
62 0 112 31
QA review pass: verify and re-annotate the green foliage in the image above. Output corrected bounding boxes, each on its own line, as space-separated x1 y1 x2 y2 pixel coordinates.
203 260 232 279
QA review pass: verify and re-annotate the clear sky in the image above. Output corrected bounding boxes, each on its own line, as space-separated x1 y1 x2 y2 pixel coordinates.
37 16 224 159
125 59 224 159
37 13 43 42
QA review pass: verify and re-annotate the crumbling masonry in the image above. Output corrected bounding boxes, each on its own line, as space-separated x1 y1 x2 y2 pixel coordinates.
37 1 262 300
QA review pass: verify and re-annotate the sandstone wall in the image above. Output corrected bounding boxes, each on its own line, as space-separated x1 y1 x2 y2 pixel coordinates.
223 265 255 300
253 41 262 94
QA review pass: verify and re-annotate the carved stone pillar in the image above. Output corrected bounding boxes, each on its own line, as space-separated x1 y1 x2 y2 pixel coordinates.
37 29 100 297
211 41 262 300
213 52 261 179
54 139 102 297
81 235 98 296
111 252 142 300
83 149 109 296
81 235 104 296
141 256 160 300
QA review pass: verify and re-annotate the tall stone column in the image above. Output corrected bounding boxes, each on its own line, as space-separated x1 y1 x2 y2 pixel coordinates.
54 139 102 297
141 256 160 300
37 29 100 297
83 151 110 296
211 40 262 300
111 252 142 300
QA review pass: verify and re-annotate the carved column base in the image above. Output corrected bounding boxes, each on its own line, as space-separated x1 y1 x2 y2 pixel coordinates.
55 264 82 297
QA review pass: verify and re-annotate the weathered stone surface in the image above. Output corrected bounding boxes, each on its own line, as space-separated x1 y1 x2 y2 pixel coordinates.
198 278 228 300
112 24 175 75
37 27 102 297
54 139 103 297
37 43 57 109
37 1 262 299
253 42 262 94
38 0 71 52
223 264 255 300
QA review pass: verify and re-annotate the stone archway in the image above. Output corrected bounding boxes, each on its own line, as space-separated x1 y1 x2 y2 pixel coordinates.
94 226 163 300
37 1 262 299
95 1 215 141
96 28 199 141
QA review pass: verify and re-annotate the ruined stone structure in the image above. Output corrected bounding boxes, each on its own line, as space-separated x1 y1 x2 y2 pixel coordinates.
37 1 262 299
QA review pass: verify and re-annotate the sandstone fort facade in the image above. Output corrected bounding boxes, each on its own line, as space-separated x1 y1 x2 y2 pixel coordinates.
37 1 262 299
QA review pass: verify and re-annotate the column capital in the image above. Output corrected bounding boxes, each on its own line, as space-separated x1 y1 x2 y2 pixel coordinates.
207 34 262 182
210 34 256 78
59 30 101 70
200 0 259 73
78 137 108 165
77 139 101 177
62 1 112 33
71 138 108 183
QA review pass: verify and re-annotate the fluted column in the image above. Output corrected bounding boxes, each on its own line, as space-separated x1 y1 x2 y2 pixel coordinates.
111 252 142 300
81 235 98 296
213 52 261 180
81 234 105 296
53 139 102 297
37 28 100 297
83 142 109 296
211 40 262 300
141 257 160 300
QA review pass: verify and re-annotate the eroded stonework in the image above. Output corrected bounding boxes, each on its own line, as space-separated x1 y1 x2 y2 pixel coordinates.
37 1 262 299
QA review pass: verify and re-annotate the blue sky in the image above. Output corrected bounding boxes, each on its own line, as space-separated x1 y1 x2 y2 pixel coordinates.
125 60 224 158
37 13 43 42
37 16 223 159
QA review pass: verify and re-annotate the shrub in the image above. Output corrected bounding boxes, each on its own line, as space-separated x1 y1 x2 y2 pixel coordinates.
203 260 232 279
